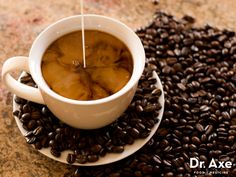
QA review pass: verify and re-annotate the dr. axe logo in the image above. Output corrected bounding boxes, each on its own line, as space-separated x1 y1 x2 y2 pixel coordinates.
190 157 233 175
190 157 232 169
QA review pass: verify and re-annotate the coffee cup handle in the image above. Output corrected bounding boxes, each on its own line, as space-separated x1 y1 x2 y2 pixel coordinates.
2 56 45 104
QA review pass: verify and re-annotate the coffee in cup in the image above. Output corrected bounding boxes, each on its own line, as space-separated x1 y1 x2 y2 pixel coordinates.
41 30 133 101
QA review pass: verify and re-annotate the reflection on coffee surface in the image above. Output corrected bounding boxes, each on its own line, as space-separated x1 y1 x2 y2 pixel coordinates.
41 30 133 100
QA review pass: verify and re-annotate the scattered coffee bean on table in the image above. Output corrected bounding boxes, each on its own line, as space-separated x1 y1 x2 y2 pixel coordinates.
60 11 236 177
13 63 162 164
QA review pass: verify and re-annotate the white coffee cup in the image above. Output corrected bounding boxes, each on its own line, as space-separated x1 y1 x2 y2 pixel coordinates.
2 14 145 129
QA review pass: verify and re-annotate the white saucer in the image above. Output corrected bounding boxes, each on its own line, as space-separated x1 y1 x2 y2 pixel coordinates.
13 71 164 166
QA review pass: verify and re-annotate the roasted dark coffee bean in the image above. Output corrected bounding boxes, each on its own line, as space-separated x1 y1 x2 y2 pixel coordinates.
184 162 192 173
87 155 99 162
108 172 121 177
13 110 20 117
31 111 41 119
191 136 201 145
229 101 236 107
141 164 153 174
14 96 26 104
182 136 190 143
189 144 197 151
27 120 37 130
152 154 162 164
182 15 195 23
111 146 124 153
164 172 174 177
166 57 177 65
90 144 102 153
160 139 169 148
22 104 31 113
76 155 87 164
163 159 172 167
50 148 61 157
200 105 210 112
49 140 57 149
135 123 146 132
163 146 172 153
128 128 140 138
151 88 162 96
20 75 31 83
196 123 204 132
205 125 214 135
67 153 76 164
34 141 42 150
21 113 31 123
33 126 43 136
40 137 49 148
136 105 143 112
177 83 186 91
24 131 33 137
144 104 157 112
26 136 36 144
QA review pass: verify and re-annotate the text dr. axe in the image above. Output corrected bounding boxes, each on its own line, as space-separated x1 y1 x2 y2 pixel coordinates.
190 158 232 168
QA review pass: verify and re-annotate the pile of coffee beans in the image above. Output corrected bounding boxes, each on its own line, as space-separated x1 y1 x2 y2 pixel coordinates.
61 11 236 177
13 65 162 164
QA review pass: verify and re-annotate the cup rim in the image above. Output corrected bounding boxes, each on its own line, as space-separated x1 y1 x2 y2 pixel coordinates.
29 14 145 105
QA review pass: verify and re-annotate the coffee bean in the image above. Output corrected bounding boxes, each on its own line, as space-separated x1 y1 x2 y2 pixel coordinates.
14 96 26 104
182 152 189 161
196 123 204 132
67 153 76 164
26 136 36 144
151 88 162 96
166 58 177 65
191 136 201 145
198 130 207 140
177 83 186 91
164 146 172 153
109 172 121 177
200 105 210 112
189 144 197 151
128 128 140 138
162 65 172 74
136 105 143 112
27 120 37 130
153 154 162 164
91 144 102 153
76 155 87 164
87 155 99 162
21 113 31 123
184 162 192 173
144 104 157 112
163 159 172 166
33 126 43 136
22 104 31 113
31 111 41 119
111 146 124 153
164 172 174 177
41 106 50 115
20 75 31 83
50 148 61 157
205 125 214 135
229 101 236 107
182 15 195 23
24 131 33 137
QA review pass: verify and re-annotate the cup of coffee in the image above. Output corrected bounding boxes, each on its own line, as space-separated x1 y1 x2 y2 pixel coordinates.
2 14 145 129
